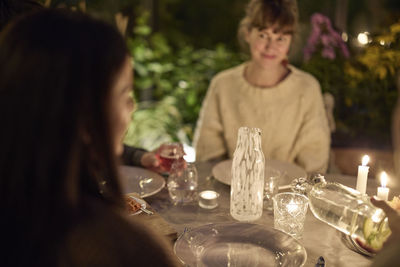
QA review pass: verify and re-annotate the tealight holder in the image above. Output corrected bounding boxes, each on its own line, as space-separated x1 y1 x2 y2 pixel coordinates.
198 190 219 209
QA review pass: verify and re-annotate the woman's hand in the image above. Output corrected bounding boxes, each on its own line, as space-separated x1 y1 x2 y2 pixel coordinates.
140 151 166 174
371 197 400 248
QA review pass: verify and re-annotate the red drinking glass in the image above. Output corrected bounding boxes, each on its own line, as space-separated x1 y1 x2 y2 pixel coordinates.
157 142 185 173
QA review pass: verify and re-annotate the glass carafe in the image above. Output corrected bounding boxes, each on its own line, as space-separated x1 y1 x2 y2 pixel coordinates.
292 174 389 245
230 127 265 221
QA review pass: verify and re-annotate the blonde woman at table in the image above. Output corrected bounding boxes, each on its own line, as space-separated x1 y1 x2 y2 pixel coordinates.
0 10 179 267
193 0 330 173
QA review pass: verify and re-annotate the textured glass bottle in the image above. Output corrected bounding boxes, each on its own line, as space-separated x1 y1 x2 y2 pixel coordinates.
292 174 389 246
230 127 265 221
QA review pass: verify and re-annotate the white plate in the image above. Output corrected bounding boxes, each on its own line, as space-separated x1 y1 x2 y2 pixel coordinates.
127 196 146 216
119 166 165 198
212 159 307 189
174 222 307 267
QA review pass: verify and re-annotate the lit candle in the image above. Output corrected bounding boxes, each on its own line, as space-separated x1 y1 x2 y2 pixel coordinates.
356 155 370 194
199 190 219 209
377 172 389 201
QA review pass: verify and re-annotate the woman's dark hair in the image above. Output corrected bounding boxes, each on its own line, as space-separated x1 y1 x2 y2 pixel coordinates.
0 9 129 265
0 0 43 31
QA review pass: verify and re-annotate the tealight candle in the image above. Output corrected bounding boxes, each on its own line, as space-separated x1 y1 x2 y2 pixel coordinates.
199 190 219 209
356 155 370 194
377 172 389 201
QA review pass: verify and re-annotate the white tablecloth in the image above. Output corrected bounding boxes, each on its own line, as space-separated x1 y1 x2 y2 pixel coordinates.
143 161 397 267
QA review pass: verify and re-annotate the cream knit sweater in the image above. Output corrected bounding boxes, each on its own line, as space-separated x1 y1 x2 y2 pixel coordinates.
193 63 331 173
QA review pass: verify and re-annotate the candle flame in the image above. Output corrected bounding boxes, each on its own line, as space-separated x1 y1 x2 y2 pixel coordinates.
380 172 388 188
362 155 370 166
200 190 218 199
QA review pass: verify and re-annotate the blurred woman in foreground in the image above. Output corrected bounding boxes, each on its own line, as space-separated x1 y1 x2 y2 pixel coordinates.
0 9 178 266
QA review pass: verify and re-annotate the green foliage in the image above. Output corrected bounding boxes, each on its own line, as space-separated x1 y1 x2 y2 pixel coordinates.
155 0 247 49
301 54 352 134
302 21 400 146
341 22 400 143
124 13 242 149
124 97 184 151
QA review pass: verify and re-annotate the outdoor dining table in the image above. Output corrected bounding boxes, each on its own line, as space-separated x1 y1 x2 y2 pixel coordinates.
144 160 395 267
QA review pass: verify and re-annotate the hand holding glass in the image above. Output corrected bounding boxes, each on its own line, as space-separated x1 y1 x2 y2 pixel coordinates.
156 142 185 173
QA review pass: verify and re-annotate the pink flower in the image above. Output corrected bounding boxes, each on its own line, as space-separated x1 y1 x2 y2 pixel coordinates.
339 42 350 58
320 34 333 46
322 47 336 59
303 13 350 61
311 13 333 30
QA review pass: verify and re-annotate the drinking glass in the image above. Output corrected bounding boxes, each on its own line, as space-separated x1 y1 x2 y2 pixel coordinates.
181 228 206 267
273 192 308 239
167 161 198 204
157 142 185 173
264 167 281 210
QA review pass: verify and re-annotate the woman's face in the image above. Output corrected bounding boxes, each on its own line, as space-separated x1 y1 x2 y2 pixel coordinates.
109 57 134 156
245 26 292 69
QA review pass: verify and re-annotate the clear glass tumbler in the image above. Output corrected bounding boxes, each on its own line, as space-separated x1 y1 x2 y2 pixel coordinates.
167 161 198 204
264 167 281 211
273 192 309 239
